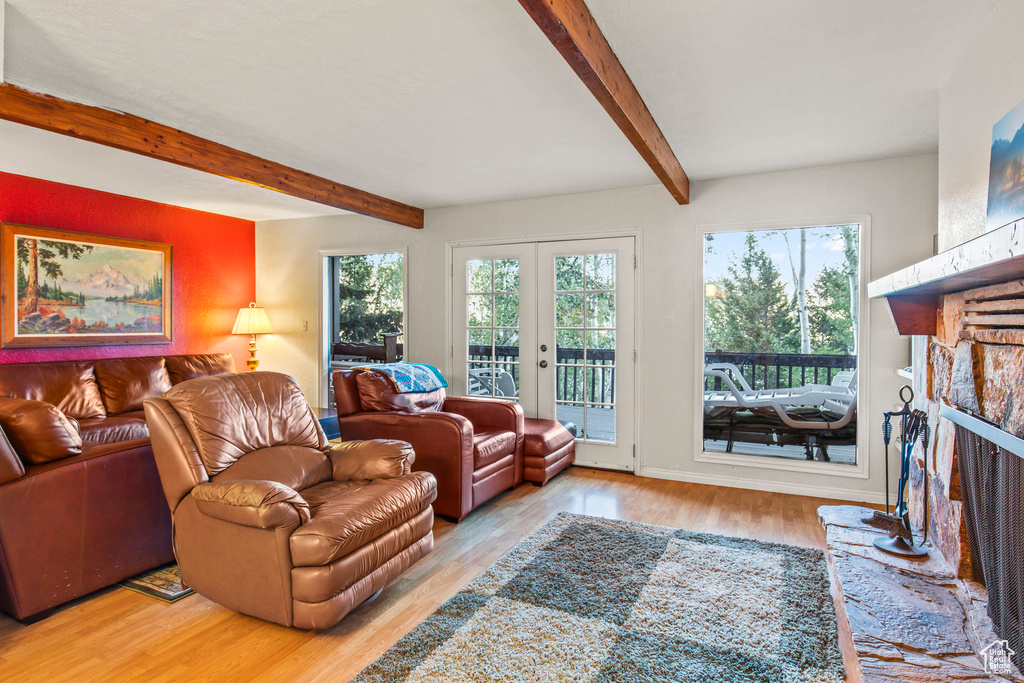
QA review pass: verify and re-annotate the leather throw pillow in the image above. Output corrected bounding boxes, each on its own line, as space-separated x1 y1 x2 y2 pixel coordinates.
0 397 83 465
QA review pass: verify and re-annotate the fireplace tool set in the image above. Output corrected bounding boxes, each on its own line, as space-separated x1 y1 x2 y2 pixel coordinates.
864 385 930 558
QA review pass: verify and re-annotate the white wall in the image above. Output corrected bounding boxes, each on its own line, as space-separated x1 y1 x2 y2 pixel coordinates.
939 0 1024 250
257 153 937 501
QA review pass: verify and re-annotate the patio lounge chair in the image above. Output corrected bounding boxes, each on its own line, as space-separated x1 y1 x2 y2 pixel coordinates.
703 365 857 460
703 364 856 430
468 367 518 398
703 404 856 461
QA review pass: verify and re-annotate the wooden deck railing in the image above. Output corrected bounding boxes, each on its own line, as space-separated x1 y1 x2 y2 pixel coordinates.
702 351 856 391
327 335 403 408
468 345 614 404
328 340 855 408
332 334 403 363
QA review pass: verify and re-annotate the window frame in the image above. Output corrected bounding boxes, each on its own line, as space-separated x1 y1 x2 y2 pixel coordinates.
693 215 871 479
319 246 409 408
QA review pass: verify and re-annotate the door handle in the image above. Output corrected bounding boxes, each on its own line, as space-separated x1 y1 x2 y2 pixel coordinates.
539 360 548 368
540 344 548 352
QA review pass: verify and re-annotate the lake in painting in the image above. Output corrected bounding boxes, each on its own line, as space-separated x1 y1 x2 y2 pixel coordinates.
59 299 161 326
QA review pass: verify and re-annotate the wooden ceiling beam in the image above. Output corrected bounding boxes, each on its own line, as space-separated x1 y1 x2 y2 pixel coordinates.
518 0 689 204
0 82 424 228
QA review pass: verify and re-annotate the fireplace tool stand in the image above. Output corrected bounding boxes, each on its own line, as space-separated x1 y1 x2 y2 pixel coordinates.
864 385 930 558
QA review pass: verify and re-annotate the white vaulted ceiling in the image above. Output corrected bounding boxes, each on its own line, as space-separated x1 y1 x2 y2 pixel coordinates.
0 0 1003 220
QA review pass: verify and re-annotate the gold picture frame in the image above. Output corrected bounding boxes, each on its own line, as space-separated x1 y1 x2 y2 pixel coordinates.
1 223 173 348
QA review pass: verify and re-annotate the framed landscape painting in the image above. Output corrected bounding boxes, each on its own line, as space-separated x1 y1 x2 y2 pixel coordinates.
1 223 172 348
987 96 1024 231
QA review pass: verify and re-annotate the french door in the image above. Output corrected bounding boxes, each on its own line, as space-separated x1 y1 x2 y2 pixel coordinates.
452 237 635 470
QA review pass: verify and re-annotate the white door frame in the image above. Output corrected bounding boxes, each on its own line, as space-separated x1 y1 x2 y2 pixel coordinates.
446 229 644 472
537 237 636 470
318 246 410 409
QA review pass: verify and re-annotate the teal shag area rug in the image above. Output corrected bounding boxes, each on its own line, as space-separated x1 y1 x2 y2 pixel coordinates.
352 512 845 682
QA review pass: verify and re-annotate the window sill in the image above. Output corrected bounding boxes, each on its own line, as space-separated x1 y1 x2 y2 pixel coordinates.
695 449 868 479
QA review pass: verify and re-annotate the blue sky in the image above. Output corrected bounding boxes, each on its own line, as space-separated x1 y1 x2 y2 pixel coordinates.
704 226 857 295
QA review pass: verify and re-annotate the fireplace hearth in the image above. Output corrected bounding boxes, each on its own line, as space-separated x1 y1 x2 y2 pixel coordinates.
820 505 1023 682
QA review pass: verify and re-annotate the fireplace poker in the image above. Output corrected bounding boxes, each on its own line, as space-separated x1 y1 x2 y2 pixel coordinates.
867 387 930 558
864 414 894 524
865 385 913 526
895 408 926 517
921 420 930 544
873 400 929 557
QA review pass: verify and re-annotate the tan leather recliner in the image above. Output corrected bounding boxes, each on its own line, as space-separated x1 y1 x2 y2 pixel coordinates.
143 371 436 630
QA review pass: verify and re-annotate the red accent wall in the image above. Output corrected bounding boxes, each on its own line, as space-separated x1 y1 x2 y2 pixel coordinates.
0 171 255 365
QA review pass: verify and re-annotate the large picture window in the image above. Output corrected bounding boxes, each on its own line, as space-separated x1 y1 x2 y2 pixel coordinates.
701 223 861 466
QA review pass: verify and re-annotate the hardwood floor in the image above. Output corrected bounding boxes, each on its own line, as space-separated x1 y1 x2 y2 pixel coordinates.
0 468 855 682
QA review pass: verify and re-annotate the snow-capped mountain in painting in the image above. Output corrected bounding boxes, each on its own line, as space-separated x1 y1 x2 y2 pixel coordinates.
67 264 136 297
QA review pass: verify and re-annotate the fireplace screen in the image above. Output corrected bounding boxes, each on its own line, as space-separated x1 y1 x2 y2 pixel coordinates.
954 419 1024 671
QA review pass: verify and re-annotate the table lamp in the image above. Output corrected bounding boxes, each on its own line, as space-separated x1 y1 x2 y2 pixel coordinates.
232 302 273 371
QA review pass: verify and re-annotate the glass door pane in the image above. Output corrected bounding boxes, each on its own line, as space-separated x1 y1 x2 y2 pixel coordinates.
553 253 616 442
453 244 536 415
538 237 634 471
466 258 520 400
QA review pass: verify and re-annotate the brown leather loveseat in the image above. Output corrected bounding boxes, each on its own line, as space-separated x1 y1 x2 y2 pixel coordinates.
333 368 524 522
145 371 437 629
0 352 234 622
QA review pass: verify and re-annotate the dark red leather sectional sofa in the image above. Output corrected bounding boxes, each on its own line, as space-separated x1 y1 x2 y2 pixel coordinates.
0 353 234 622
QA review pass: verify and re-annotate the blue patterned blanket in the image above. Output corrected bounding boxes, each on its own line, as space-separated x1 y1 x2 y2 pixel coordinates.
356 362 448 393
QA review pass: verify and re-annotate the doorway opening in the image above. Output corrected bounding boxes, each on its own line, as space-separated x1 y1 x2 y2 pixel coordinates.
452 236 637 471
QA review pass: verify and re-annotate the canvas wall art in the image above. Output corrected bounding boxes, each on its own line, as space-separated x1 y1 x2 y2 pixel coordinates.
1 223 172 347
987 97 1024 231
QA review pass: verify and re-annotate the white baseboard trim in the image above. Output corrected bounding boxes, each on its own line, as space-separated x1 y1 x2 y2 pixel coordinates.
640 467 887 505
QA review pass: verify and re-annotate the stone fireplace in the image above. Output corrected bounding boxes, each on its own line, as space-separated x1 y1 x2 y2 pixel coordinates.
865 221 1024 585
912 279 1024 674
823 222 1024 681
910 278 1024 579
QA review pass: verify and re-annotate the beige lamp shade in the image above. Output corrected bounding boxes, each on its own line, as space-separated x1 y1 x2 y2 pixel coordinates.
232 302 273 335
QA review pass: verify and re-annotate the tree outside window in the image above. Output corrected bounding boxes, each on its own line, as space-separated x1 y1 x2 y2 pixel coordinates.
704 225 860 390
331 252 404 345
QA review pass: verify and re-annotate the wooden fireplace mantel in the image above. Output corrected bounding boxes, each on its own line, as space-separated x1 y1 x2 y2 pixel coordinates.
868 219 1024 335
